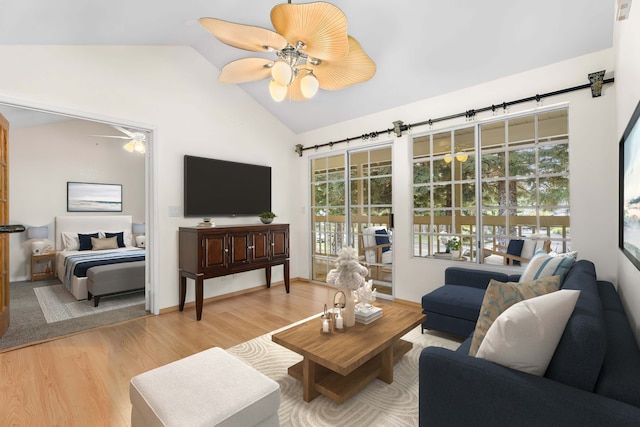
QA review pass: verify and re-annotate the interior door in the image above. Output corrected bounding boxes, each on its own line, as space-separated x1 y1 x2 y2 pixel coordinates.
0 113 10 337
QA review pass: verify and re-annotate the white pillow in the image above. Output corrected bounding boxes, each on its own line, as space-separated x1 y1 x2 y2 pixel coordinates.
476 289 580 376
520 239 538 260
61 232 80 251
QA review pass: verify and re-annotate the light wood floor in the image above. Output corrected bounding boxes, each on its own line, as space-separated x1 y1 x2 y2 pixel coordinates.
0 280 416 426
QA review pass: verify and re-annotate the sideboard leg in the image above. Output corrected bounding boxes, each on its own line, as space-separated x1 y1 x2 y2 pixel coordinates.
265 266 272 288
196 275 204 321
284 259 290 293
179 272 186 312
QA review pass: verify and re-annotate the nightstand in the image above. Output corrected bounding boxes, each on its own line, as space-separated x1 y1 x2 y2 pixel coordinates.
31 251 56 281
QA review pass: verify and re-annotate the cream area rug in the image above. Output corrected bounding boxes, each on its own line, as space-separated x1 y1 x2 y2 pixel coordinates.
34 284 145 323
226 316 462 427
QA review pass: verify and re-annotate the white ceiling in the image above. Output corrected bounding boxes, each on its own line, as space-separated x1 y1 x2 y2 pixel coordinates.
0 0 615 134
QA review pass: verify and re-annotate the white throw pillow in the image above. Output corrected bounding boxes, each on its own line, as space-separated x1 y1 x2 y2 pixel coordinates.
476 289 580 376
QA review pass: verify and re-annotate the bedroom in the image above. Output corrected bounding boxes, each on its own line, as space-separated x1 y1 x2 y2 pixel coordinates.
5 111 147 333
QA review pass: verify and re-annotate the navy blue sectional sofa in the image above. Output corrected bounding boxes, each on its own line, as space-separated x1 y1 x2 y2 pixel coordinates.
419 260 640 426
421 267 521 337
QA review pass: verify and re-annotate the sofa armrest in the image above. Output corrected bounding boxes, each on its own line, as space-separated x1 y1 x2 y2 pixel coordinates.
419 347 640 427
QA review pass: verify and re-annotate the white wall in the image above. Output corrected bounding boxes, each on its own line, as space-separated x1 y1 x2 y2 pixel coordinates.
0 45 298 312
294 49 617 304
8 119 145 281
615 6 640 341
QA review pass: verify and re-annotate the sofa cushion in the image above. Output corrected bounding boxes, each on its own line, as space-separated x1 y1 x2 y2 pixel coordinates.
468 276 561 356
476 289 580 375
545 260 607 392
422 284 485 322
374 229 391 253
506 239 524 265
519 250 576 282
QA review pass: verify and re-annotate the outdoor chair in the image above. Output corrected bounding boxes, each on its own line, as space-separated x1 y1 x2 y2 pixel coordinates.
361 226 393 281
483 236 551 266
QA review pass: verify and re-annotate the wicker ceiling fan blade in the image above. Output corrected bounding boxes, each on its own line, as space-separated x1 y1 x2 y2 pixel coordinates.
313 36 376 90
271 2 348 61
218 58 274 83
199 17 288 52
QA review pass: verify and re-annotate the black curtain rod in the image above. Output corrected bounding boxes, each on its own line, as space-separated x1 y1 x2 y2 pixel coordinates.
295 71 614 157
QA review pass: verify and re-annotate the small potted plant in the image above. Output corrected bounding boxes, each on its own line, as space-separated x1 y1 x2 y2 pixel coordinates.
258 211 276 224
447 237 461 259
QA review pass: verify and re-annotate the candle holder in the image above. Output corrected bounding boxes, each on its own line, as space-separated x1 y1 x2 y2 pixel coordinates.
333 291 346 332
321 304 333 334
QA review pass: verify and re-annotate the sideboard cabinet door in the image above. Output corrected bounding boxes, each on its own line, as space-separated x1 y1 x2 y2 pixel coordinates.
270 226 289 260
202 232 227 274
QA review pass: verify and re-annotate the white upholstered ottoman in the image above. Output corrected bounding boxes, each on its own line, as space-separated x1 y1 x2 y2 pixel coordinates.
130 347 280 427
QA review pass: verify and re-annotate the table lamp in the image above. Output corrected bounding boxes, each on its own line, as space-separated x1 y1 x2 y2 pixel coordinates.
132 223 146 248
27 226 48 255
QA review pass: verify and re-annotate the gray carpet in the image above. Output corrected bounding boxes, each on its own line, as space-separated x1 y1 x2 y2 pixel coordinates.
0 279 147 351
227 317 463 426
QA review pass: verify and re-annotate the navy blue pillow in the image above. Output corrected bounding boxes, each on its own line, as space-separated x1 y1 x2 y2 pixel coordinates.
375 229 391 253
105 232 125 248
78 233 99 251
506 239 524 265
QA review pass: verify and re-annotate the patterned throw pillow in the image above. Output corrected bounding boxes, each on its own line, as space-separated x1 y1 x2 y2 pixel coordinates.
468 275 561 356
519 250 576 283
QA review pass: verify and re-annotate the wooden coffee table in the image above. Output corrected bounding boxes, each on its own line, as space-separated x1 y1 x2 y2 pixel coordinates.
272 305 425 403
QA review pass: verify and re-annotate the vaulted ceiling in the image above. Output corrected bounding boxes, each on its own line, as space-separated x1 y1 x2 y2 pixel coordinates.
0 0 615 133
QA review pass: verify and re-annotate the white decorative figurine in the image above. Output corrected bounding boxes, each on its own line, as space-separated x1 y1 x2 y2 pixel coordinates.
326 247 368 327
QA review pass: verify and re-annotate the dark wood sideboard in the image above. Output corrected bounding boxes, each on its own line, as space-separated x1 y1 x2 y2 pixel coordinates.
178 223 290 320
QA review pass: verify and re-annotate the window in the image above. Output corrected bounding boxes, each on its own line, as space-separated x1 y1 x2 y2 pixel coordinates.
412 108 570 264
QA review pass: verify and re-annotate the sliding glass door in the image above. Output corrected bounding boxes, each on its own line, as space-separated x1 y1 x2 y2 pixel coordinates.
311 144 393 296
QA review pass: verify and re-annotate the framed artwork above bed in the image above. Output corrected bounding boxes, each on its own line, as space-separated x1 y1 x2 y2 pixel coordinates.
67 182 122 212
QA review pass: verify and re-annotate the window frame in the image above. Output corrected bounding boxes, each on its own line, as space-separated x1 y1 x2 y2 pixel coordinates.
411 105 570 264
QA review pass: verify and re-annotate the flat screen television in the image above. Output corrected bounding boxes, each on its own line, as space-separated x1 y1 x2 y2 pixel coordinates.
184 155 271 217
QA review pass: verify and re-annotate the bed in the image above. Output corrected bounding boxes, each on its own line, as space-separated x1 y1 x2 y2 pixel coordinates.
55 215 145 300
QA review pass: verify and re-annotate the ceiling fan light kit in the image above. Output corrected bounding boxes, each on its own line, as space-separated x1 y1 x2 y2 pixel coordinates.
91 125 147 154
200 1 376 102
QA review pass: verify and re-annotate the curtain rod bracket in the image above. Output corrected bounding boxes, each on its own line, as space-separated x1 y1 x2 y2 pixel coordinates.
393 120 409 137
588 70 606 97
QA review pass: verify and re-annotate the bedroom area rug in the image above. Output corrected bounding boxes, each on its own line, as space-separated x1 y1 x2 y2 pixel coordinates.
0 279 147 352
34 284 144 323
226 319 462 427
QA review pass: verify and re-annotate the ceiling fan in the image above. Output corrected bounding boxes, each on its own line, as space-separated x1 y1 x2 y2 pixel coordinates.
199 1 376 102
91 125 146 153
